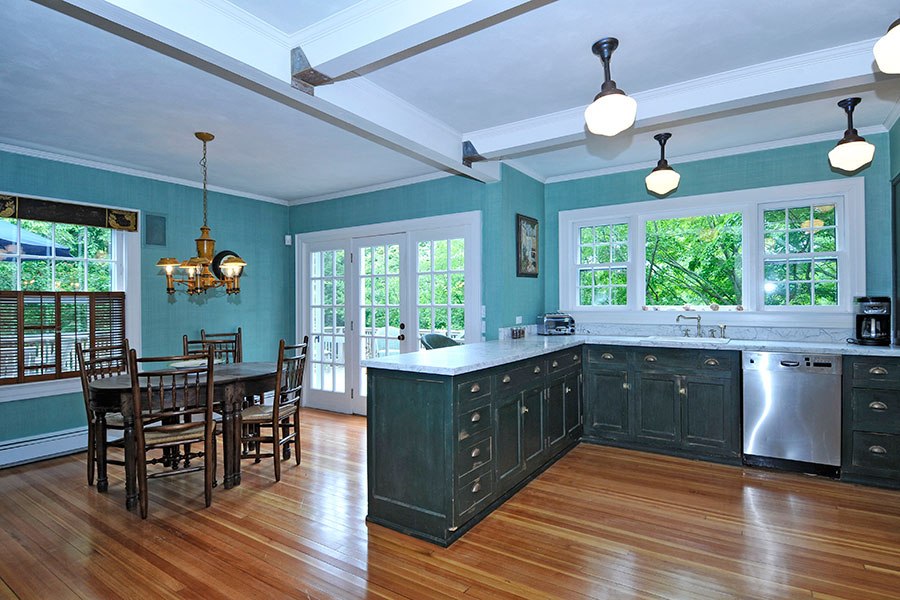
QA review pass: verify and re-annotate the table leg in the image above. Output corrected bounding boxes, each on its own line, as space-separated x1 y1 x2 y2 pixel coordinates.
222 403 236 489
124 418 137 510
232 409 242 486
96 414 108 492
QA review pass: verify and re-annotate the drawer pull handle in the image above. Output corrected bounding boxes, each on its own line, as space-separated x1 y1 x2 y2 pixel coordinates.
869 401 888 411
533 366 541 374
470 412 481 423
869 366 889 376
502 375 511 384
869 445 887 455
552 360 559 368
470 383 481 393
471 447 481 458
601 352 614 360
644 355 658 363
471 481 481 494
573 354 580 361
704 358 719 367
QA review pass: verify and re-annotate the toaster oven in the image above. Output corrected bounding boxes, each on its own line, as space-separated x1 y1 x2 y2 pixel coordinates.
538 313 575 335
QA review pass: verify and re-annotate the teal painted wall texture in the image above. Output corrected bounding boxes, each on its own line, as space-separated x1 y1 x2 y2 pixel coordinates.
0 150 294 442
891 119 900 180
543 134 893 307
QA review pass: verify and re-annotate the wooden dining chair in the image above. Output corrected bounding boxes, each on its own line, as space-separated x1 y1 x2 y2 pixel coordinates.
76 340 130 490
200 327 242 363
239 337 307 481
127 350 216 519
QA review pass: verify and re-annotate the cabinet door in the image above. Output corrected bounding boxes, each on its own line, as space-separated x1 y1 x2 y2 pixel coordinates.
546 375 567 451
682 375 735 454
634 372 680 446
584 367 631 440
564 371 582 437
522 384 545 469
495 393 523 490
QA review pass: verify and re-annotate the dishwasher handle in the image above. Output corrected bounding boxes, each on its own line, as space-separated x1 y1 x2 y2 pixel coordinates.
780 360 801 367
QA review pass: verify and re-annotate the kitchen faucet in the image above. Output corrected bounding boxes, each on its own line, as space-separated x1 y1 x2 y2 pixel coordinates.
676 314 702 337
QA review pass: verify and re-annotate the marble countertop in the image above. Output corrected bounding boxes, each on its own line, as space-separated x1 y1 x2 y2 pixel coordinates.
361 334 900 376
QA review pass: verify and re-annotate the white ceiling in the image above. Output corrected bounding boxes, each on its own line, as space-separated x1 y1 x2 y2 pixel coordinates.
2 0 899 205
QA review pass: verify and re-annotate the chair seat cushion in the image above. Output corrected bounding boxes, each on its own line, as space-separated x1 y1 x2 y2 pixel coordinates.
241 404 274 423
144 424 207 445
105 413 126 428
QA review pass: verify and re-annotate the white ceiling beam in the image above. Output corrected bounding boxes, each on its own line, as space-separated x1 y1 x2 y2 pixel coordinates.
292 0 541 80
31 0 498 183
467 39 882 159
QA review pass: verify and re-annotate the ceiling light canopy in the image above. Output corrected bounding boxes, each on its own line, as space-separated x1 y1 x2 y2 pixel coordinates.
827 97 875 173
874 18 900 74
645 133 680 195
584 37 637 137
156 132 246 295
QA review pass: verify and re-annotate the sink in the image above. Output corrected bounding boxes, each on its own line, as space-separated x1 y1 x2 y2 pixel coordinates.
645 335 730 344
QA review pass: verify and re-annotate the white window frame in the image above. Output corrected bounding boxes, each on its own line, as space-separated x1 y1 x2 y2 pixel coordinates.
558 179 865 327
0 192 141 402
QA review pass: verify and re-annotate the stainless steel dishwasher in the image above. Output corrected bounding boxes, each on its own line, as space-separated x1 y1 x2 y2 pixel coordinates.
742 351 842 477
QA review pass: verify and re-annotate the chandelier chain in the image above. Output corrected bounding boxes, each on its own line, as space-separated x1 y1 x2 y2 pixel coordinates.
200 138 208 228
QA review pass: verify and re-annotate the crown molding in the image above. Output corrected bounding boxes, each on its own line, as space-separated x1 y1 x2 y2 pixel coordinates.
287 0 406 45
290 171 451 205
0 142 288 206
885 95 900 131
195 0 291 46
544 125 886 185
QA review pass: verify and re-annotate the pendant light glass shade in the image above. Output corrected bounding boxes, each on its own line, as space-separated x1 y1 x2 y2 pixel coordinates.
874 18 900 74
584 37 636 137
828 97 875 173
645 133 680 195
584 93 638 136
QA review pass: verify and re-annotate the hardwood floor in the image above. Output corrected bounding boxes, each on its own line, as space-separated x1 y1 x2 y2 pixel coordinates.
2 409 900 599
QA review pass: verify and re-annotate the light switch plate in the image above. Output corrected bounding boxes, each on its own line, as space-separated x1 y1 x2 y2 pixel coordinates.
515 316 522 324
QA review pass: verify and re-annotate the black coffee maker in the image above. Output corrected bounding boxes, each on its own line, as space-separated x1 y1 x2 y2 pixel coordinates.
854 296 891 346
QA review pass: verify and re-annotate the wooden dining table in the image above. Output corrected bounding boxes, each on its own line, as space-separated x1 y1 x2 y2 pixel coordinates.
88 362 277 509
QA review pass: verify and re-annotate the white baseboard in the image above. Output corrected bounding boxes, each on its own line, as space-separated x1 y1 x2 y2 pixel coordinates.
0 427 88 469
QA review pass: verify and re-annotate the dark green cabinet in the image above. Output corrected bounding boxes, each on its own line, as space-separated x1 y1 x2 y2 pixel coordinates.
495 391 524 490
583 346 740 463
522 384 545 470
842 356 900 488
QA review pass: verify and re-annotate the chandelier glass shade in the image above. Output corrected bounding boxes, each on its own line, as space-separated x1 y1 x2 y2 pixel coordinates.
156 132 246 295
584 37 637 137
827 98 875 173
645 133 680 195
873 18 900 74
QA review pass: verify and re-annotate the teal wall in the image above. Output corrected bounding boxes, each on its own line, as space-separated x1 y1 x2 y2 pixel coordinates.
544 134 894 306
289 164 544 339
0 150 293 442
891 119 900 180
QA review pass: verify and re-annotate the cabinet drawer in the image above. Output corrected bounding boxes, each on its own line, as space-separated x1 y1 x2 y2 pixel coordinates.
547 349 582 373
457 434 493 479
457 376 491 405
457 468 494 517
851 389 900 432
694 352 735 373
458 403 491 441
494 361 545 394
636 348 695 372
849 432 900 474
852 357 900 385
586 346 628 367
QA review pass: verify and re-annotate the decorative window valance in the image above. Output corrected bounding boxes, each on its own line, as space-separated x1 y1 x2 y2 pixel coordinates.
0 194 138 232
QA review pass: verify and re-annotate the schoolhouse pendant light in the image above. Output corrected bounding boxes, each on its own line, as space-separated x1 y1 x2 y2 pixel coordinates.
827 98 875 173
584 37 637 136
873 18 900 74
645 133 680 195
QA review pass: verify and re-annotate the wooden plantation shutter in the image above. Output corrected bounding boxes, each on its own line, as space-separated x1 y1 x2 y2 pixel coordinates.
0 291 125 384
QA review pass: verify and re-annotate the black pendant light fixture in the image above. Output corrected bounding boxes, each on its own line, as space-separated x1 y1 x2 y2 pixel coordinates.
827 97 875 173
874 18 900 74
645 133 680 195
584 37 637 136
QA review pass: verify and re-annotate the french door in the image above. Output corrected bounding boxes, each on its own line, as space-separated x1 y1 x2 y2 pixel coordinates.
298 212 482 415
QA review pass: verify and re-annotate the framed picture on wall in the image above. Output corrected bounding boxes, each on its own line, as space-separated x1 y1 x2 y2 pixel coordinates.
516 213 539 277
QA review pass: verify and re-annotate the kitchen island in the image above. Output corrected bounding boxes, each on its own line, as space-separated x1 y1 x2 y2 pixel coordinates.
364 335 900 545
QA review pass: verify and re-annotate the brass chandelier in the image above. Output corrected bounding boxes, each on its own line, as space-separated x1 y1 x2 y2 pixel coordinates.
156 132 246 295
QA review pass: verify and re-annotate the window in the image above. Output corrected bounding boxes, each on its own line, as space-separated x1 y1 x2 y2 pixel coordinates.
417 238 466 339
0 201 132 386
645 212 742 307
576 223 628 307
762 203 838 307
558 179 865 324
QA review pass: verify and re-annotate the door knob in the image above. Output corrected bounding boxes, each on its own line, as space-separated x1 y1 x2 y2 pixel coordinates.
397 333 405 341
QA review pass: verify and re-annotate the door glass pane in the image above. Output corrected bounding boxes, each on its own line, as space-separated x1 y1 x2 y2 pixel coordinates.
416 237 465 342
308 249 345 393
358 242 403 397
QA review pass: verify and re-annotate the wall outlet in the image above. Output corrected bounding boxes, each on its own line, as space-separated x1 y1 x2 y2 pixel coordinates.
515 316 522 324
481 305 486 318
284 234 292 246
